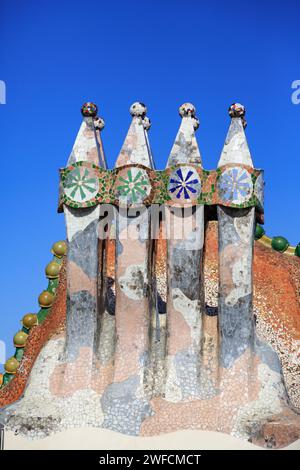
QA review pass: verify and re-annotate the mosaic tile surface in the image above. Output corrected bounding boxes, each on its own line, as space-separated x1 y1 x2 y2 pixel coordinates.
1 104 299 450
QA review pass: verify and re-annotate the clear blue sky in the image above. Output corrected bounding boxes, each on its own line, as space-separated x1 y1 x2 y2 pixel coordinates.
0 0 299 360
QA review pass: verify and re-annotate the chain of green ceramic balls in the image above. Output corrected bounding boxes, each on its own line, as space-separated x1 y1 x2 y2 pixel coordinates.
255 224 300 256
0 241 67 389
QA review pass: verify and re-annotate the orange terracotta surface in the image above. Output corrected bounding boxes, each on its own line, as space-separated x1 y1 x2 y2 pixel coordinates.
253 243 300 340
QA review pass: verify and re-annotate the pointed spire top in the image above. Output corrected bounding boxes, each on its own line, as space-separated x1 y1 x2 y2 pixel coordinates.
166 102 202 168
115 102 154 168
218 102 253 168
66 102 107 168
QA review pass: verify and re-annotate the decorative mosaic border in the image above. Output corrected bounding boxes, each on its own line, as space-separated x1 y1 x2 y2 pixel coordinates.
0 242 67 391
58 162 264 212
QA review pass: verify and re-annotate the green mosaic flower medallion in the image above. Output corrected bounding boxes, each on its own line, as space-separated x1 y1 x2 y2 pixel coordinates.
115 167 151 206
63 166 99 203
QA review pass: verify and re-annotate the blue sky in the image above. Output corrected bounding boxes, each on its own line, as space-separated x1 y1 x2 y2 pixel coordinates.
0 0 299 360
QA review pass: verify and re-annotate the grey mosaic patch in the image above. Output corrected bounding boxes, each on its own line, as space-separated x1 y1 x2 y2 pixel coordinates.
96 311 116 365
174 349 217 399
173 349 200 398
139 350 150 369
105 277 116 316
68 217 99 278
116 239 123 256
168 131 200 166
255 338 282 373
101 376 152 435
5 414 61 438
169 248 203 301
65 290 97 361
218 206 249 245
118 264 148 300
219 293 254 368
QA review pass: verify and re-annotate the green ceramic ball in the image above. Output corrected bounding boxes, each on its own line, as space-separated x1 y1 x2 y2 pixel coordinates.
271 236 289 253
13 331 28 347
255 224 265 240
5 357 19 374
22 313 38 329
45 261 61 279
38 291 54 308
51 240 67 258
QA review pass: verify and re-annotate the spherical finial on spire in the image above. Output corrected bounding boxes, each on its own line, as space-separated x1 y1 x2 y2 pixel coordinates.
191 116 200 130
142 116 151 131
93 116 105 131
130 102 147 117
81 102 98 117
179 103 196 117
228 102 245 118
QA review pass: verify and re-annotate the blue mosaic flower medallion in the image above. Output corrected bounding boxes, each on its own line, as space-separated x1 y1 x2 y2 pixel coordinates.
115 167 151 207
218 167 253 205
63 166 99 203
254 172 264 208
168 166 201 203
